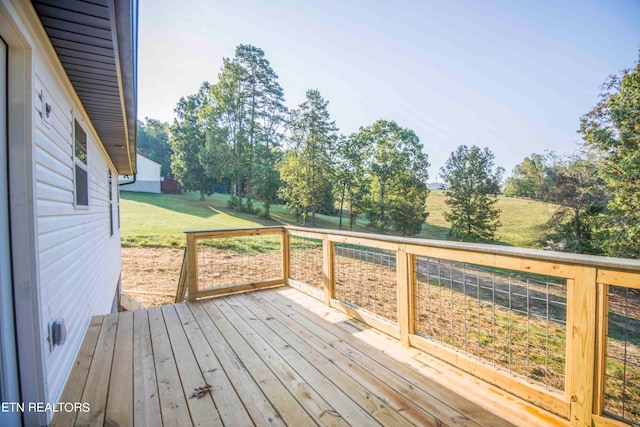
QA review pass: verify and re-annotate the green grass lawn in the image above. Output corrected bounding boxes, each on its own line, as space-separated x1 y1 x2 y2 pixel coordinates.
120 191 371 247
421 190 556 247
120 190 555 248
120 192 268 247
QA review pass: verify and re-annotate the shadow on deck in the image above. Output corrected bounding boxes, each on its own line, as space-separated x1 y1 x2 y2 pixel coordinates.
51 287 565 427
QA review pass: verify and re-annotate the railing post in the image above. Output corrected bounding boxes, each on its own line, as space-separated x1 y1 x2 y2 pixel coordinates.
409 253 417 337
397 246 413 346
322 235 334 306
281 230 290 284
186 233 199 302
568 266 597 427
593 281 608 418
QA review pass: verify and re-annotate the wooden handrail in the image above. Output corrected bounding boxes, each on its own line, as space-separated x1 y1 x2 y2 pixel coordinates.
285 225 640 273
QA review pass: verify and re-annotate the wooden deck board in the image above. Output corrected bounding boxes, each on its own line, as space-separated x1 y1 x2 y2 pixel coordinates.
52 286 566 427
161 304 221 426
132 309 162 426
218 296 362 426
263 288 504 426
199 298 314 426
188 301 284 427
173 302 255 426
105 310 134 427
76 313 119 427
279 287 566 427
50 315 103 427
147 306 192 426
224 294 417 426
264 288 496 427
244 291 464 426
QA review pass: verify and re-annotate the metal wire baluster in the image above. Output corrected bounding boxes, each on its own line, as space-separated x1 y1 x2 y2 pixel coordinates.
463 263 468 353
622 287 629 419
492 271 497 367
425 257 432 338
476 266 481 359
526 278 531 382
508 275 513 375
438 259 444 344
448 260 454 348
545 278 551 389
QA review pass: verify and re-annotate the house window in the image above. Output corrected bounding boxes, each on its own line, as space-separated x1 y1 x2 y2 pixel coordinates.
74 120 88 206
108 170 114 236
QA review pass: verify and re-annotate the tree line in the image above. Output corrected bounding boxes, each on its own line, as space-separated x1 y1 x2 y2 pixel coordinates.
137 44 640 257
503 55 640 258
145 44 437 236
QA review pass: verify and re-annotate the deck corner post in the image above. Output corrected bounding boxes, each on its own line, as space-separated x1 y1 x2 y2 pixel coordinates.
568 265 598 427
322 235 335 306
186 233 198 302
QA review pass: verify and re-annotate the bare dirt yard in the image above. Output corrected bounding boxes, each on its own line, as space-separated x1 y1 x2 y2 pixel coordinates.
121 247 184 307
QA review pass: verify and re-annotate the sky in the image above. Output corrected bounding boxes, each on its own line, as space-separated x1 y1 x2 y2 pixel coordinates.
137 0 640 180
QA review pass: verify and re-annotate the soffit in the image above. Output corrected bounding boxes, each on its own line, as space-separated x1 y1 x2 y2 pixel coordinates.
31 0 137 175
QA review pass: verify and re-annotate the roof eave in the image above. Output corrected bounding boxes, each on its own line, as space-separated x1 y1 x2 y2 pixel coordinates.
31 0 138 175
109 0 137 175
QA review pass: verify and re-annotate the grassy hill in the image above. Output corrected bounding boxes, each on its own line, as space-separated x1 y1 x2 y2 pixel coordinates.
120 190 556 248
419 191 556 247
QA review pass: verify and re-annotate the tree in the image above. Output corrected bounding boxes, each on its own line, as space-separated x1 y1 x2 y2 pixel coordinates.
579 56 640 258
137 118 172 176
208 58 247 205
201 122 232 188
356 120 430 235
333 134 370 230
169 84 214 200
252 141 282 219
209 44 287 214
543 156 608 254
440 145 503 241
386 171 430 236
503 152 555 200
279 89 337 225
278 151 307 221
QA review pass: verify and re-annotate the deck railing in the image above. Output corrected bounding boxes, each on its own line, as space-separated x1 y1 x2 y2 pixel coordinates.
178 226 640 427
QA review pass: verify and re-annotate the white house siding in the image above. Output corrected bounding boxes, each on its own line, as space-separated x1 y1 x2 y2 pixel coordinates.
122 154 161 193
32 50 122 406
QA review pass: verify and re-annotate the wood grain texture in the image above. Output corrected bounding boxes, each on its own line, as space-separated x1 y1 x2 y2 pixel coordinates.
52 287 568 426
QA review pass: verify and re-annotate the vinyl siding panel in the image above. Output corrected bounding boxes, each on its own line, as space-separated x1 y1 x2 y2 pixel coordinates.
32 50 121 408
33 122 72 166
34 161 73 198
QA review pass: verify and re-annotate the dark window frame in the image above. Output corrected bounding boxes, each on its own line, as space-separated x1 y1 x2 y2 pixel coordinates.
73 119 89 207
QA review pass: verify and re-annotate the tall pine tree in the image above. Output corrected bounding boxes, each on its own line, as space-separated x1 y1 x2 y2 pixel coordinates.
279 89 337 225
209 44 286 215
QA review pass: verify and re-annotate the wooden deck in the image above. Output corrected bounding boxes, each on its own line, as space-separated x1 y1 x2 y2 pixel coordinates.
51 287 567 426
